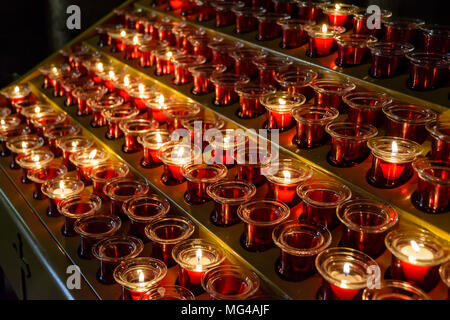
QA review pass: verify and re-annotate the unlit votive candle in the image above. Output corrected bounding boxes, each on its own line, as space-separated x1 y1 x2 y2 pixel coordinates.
88 162 130 199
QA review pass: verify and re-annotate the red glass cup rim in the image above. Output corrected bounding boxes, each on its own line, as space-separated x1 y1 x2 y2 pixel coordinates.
234 84 277 98
275 68 319 87
342 91 393 111
296 180 352 208
296 0 329 8
265 159 313 186
92 236 144 263
0 115 21 130
325 121 378 141
320 3 359 14
103 178 150 202
145 216 195 245
406 52 450 68
43 124 81 140
72 85 108 100
27 162 68 183
418 24 450 37
201 265 260 300
113 257 167 291
6 134 45 153
353 7 392 19
309 79 356 96
426 120 450 143
181 116 226 132
385 229 449 266
315 247 378 289
172 23 201 37
205 128 249 150
382 17 425 29
382 103 437 125
277 19 317 29
362 280 431 300
367 136 423 163
69 148 110 168
207 39 244 52
229 48 267 61
337 198 398 233
140 285 195 300
88 162 130 183
138 40 169 51
16 150 55 170
57 193 102 219
171 53 206 67
0 83 31 99
304 24 346 37
188 64 227 76
157 142 203 165
367 42 415 56
119 119 156 136
207 179 257 205
181 163 228 183
41 177 85 200
210 0 241 10
153 47 178 59
123 194 170 223
232 145 275 167
253 12 291 21
253 56 294 70
210 73 250 88
31 112 67 128
162 102 201 119
336 34 377 48
231 3 263 15
439 262 450 287
102 105 140 121
56 136 95 153
73 214 121 239
412 158 450 186
261 92 307 112
138 129 172 149
238 199 290 226
273 221 332 256
20 103 54 119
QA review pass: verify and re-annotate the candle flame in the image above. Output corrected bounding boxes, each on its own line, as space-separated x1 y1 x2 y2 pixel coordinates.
282 170 291 182
120 30 126 37
158 94 165 107
124 75 130 87
392 140 398 154
138 83 145 93
108 70 116 80
411 240 421 253
14 86 19 94
72 141 79 148
59 179 65 192
156 132 163 143
138 269 145 288
343 262 350 276
322 24 328 33
176 147 185 157
195 249 203 272
1 119 5 125
278 98 286 106
52 67 58 74
32 155 40 162
335 3 341 10
97 62 103 73
133 35 139 45
166 51 173 59
88 149 97 160
21 141 27 149
35 106 41 114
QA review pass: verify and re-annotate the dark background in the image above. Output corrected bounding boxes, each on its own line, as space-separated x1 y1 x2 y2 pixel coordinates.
0 0 448 88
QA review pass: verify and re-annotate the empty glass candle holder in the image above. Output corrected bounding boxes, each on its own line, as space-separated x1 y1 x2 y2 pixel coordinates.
41 177 85 217
104 178 150 218
296 0 327 21
275 68 318 100
235 83 277 119
73 215 121 259
261 91 307 131
385 229 449 291
406 52 449 91
367 42 415 78
382 103 436 144
342 91 392 126
230 47 266 79
310 78 356 112
6 134 45 169
154 47 177 76
304 24 345 57
103 104 140 140
210 73 250 106
89 162 130 200
138 40 169 68
170 53 206 86
362 280 431 300
172 238 226 296
208 38 244 69
145 216 195 267
0 107 11 119
297 180 352 229
181 115 225 148
337 199 398 258
273 221 331 281
188 33 212 60
411 158 450 214
16 150 55 184
58 193 102 237
155 19 177 45
426 120 450 161
254 55 294 88
189 64 227 95
234 145 274 187
72 85 108 116
419 24 450 54
254 12 290 41
325 122 378 167
70 148 110 185
93 236 144 284
367 136 423 188
31 112 67 138
211 0 240 27
201 265 260 300
138 130 171 168
88 93 125 128
57 136 95 171
278 19 316 49
315 247 379 300
352 8 392 36
27 162 67 200
232 4 259 34
335 34 377 67
172 22 199 51
383 17 425 44
123 194 170 241
119 119 156 153
141 285 195 300
196 0 216 22
44 123 81 157
163 102 202 132
206 128 249 166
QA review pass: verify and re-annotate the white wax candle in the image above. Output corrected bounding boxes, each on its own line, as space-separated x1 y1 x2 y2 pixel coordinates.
401 241 434 263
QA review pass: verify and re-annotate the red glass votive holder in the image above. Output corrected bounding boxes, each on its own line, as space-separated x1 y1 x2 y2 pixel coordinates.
6 134 45 170
172 238 226 296
412 158 450 214
123 34 146 60
383 103 436 144
206 128 249 166
304 24 345 57
426 120 450 161
103 104 140 140
163 102 202 132
296 0 327 21
11 98 36 117
383 17 425 45
254 55 294 88
72 86 107 116
208 38 243 69
93 236 144 285
123 194 170 241
343 91 392 126
189 64 227 95
41 177 85 217
154 47 177 76
337 199 398 258
406 52 449 91
325 122 378 167
113 257 167 300
70 148 110 185
138 40 169 68
31 112 67 139
144 93 172 124
235 83 276 119
20 103 54 129
196 0 215 22
261 91 307 131
170 53 206 85
439 262 450 299
385 229 449 292
58 193 102 237
73 215 121 260
125 83 155 113
321 3 358 28
201 265 260 300
181 163 227 205
172 22 197 51
119 119 156 153
141 285 195 300
310 79 356 112
238 199 290 252
275 68 316 100
1 83 31 106
232 5 259 34
0 116 30 157
273 0 298 16
362 280 431 300
315 247 379 300
367 42 415 78
88 93 125 128
265 158 312 206
230 47 266 79
273 221 331 281
181 115 225 148
419 24 450 54
278 19 316 49
57 136 95 171
103 178 150 218
89 162 130 200
211 73 250 106
367 136 423 188
297 180 352 229
44 123 81 157
207 179 256 227
16 150 55 184
145 216 195 267
188 33 212 60
155 20 176 46
235 145 274 187
254 12 290 41
27 162 67 200
352 8 392 36
138 130 171 168
211 0 239 28
335 34 377 67
157 142 202 185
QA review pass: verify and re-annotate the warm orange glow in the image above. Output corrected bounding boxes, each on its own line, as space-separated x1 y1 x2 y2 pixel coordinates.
322 24 328 33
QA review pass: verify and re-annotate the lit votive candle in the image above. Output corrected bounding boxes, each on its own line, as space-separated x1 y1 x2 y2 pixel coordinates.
20 102 54 129
1 83 31 106
69 148 110 185
315 247 379 300
342 91 393 126
103 104 140 140
127 82 156 113
16 150 54 184
362 280 431 300
41 177 85 217
310 78 356 112
6 134 45 169
0 116 30 157
138 129 171 168
172 239 226 296
31 112 67 138
426 120 450 161
305 24 345 57
206 128 249 167
385 229 449 291
144 93 172 124
123 34 145 60
108 28 136 53
261 92 306 131
321 3 358 28
56 136 95 171
154 47 177 76
119 119 156 153
367 136 423 188
27 162 67 200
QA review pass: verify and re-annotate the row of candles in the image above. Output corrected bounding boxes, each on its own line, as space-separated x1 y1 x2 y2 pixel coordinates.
110 3 450 91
